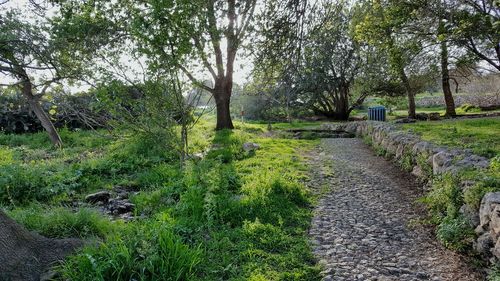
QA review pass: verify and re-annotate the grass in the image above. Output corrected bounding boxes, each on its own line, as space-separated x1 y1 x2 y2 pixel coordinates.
401 117 500 158
0 119 322 280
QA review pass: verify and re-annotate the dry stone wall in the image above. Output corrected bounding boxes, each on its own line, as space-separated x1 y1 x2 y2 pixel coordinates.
322 121 500 262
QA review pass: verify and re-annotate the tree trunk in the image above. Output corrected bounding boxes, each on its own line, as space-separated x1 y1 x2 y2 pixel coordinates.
398 67 416 119
440 40 456 117
214 79 234 130
0 210 82 280
21 80 63 147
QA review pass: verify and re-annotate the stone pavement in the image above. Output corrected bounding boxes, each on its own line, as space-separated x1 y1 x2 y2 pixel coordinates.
307 138 482 281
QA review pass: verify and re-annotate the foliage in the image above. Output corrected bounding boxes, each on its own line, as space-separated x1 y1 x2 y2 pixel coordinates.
463 156 500 210
436 215 475 252
421 174 463 224
95 76 194 163
297 2 366 120
458 103 480 113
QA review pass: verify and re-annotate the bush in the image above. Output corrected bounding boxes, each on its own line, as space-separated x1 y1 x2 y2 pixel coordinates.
421 174 463 223
436 215 475 252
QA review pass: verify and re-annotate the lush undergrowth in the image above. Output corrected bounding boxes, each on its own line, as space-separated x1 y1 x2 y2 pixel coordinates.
0 120 321 280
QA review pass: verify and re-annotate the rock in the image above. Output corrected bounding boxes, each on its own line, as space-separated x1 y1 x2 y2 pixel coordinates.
459 204 480 227
243 142 260 152
493 239 500 259
40 270 60 281
118 212 135 221
475 232 494 256
428 112 440 120
108 199 135 215
490 204 500 239
432 151 454 175
191 152 205 161
411 166 424 178
415 113 429 121
478 192 500 231
85 191 111 204
394 118 417 124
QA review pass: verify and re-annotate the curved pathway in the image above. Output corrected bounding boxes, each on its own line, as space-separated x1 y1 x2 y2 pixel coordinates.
307 138 482 281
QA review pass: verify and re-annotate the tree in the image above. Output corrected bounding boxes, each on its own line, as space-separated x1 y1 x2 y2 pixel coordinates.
0 10 74 146
396 0 458 116
298 2 366 120
0 210 82 280
354 0 422 118
252 0 308 121
56 0 257 130
142 0 257 130
438 19 458 116
448 0 500 71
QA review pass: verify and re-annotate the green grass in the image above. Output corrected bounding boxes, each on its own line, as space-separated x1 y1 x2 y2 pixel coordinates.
6 205 119 239
401 117 500 158
1 119 322 280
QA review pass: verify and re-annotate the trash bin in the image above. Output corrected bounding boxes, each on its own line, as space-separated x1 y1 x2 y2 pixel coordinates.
368 106 386 121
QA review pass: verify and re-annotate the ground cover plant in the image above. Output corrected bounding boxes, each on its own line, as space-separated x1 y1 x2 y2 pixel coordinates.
0 120 321 280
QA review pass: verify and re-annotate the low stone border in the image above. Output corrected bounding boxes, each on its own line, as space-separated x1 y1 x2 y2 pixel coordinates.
321 121 499 264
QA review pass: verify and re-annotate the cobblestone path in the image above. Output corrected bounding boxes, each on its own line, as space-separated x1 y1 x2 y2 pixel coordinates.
307 138 482 281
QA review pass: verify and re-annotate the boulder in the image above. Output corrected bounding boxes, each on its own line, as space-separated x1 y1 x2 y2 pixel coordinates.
493 239 500 260
243 142 260 152
490 204 500 239
479 192 500 231
429 112 441 120
475 232 494 256
108 199 135 215
394 118 417 124
85 191 111 204
432 151 454 175
415 113 429 121
459 204 480 227
411 166 424 178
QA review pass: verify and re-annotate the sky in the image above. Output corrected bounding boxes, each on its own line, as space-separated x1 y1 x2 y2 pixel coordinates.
0 0 254 94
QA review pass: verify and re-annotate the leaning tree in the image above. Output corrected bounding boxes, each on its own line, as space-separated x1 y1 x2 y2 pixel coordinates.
0 10 77 146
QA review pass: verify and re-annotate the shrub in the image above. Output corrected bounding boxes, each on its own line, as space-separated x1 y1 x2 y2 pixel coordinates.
416 153 433 179
421 174 463 224
399 151 414 172
464 157 500 210
436 215 475 252
464 176 500 210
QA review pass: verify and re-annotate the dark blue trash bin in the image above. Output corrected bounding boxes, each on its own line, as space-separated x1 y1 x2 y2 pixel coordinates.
368 106 386 121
